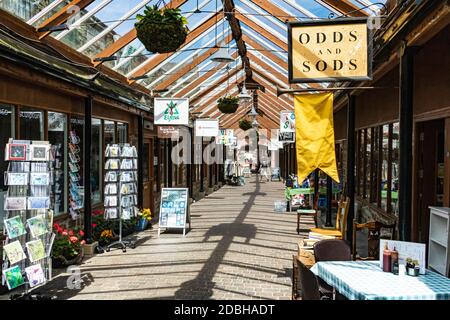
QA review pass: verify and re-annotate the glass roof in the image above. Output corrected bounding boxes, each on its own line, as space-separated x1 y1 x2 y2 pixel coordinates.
0 0 387 127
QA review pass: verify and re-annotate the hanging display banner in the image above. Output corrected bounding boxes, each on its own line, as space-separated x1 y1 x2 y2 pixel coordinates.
195 119 219 137
278 131 295 143
216 129 234 145
288 18 371 83
158 188 191 236
154 98 189 125
280 111 295 133
157 126 180 139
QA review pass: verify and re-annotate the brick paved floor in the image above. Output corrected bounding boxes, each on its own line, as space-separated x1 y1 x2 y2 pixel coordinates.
7 175 316 300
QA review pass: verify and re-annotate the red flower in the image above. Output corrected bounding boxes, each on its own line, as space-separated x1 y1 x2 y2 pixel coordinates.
92 223 97 228
69 236 78 243
53 223 59 229
57 227 63 234
62 231 68 236
80 240 86 245
68 230 74 236
79 230 85 237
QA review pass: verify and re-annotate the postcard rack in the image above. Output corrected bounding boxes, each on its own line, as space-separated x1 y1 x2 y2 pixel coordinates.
68 130 83 221
1 139 55 299
103 143 138 253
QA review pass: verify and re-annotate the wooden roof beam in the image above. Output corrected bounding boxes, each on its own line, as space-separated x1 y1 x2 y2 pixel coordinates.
320 0 368 17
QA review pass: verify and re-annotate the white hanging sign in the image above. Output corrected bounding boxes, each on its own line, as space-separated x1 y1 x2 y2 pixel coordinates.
195 119 219 137
280 110 295 133
154 98 189 125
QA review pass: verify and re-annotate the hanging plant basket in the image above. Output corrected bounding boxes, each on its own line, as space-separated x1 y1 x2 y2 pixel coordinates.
239 119 252 131
135 5 188 54
217 96 239 114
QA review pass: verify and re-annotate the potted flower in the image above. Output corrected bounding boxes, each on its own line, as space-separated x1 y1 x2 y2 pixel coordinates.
136 208 152 231
218 96 239 114
239 119 252 131
98 229 114 247
135 5 188 54
51 223 85 268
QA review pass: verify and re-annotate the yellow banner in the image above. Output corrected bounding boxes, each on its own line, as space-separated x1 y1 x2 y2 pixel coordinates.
294 93 340 183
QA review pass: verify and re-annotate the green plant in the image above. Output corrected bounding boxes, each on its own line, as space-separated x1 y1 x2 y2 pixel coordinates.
135 5 188 53
51 223 85 262
217 96 239 114
138 208 152 221
239 119 252 131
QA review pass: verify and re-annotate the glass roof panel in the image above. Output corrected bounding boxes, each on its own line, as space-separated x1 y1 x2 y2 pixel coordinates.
236 0 287 36
0 0 67 24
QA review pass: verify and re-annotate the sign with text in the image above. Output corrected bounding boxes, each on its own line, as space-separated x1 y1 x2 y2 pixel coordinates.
216 129 234 145
157 126 180 139
158 188 190 236
154 98 189 125
288 18 371 83
195 119 219 137
278 131 295 143
280 111 295 133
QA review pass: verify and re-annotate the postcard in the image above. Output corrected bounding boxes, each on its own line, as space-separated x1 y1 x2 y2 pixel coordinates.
8 144 27 161
6 172 28 186
4 197 27 211
26 239 46 263
2 265 25 290
25 264 46 288
4 216 27 239
27 197 50 210
30 144 50 161
30 172 49 185
27 214 48 238
4 240 27 264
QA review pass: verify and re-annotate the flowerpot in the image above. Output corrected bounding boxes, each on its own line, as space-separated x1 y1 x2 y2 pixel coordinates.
239 119 252 131
135 218 148 231
52 253 83 269
218 102 238 114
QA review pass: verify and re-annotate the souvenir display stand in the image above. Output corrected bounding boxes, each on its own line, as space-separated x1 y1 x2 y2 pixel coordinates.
2 139 55 299
103 144 138 252
68 130 83 221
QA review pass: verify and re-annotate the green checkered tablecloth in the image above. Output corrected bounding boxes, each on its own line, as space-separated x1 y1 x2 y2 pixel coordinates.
310 261 450 300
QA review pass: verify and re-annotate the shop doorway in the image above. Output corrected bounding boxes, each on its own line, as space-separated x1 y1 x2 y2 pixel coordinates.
415 119 445 245
143 139 155 213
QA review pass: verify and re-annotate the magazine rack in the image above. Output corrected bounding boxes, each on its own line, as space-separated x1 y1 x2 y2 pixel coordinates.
103 144 138 253
1 139 55 299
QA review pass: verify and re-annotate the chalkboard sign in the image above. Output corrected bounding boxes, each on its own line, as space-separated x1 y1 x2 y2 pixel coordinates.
158 188 190 236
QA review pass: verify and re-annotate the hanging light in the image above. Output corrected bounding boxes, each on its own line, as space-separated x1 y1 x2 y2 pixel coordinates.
239 83 252 101
252 119 259 128
248 106 258 118
211 45 234 63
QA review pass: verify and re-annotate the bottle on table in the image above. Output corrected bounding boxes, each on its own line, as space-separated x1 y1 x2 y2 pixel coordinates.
382 242 391 272
391 246 399 275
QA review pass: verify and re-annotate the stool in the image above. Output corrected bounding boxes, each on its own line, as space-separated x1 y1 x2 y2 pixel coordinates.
297 208 319 234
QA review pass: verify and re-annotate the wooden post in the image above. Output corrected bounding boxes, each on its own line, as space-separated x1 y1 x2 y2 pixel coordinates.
83 96 93 243
326 175 332 227
346 95 356 241
137 114 144 208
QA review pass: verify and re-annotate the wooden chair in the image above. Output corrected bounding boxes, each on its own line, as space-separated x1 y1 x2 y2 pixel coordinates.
352 220 397 260
297 194 319 233
308 197 350 239
294 259 331 300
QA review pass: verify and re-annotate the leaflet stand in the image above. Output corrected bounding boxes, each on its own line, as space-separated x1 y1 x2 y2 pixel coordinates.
103 144 138 253
2 139 55 300
158 188 191 237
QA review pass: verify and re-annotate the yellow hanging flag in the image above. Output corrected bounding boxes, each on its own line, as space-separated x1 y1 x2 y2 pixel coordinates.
294 93 340 184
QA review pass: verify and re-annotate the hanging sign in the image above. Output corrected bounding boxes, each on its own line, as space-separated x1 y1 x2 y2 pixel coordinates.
288 18 371 83
216 129 234 145
154 98 189 125
268 133 283 150
278 131 295 143
157 126 180 139
280 111 295 133
195 119 219 137
158 188 191 236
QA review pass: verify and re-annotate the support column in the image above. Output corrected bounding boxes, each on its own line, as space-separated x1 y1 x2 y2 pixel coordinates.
326 175 332 227
167 141 173 188
346 95 356 241
398 44 415 241
83 96 93 243
137 114 144 208
200 141 205 193
284 145 289 180
188 127 193 198
314 169 319 206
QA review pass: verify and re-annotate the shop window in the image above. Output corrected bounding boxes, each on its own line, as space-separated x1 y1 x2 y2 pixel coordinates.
154 140 160 192
70 116 85 204
104 120 116 145
0 105 14 228
48 112 67 216
381 125 389 211
19 107 43 140
91 119 102 204
143 143 150 183
117 122 128 143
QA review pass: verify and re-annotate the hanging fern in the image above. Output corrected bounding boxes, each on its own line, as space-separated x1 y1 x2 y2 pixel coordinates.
239 119 252 131
135 5 188 54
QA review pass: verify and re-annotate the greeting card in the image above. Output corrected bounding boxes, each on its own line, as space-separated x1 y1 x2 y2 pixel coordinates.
2 265 25 290
25 264 46 288
27 214 48 238
26 239 46 263
4 240 26 264
4 216 27 239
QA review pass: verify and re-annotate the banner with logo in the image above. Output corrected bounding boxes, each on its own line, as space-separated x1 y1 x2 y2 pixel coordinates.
216 129 234 145
154 98 189 125
288 18 371 83
195 119 219 137
280 111 295 133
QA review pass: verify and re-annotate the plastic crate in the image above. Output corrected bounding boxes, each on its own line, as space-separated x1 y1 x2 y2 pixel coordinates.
274 200 287 213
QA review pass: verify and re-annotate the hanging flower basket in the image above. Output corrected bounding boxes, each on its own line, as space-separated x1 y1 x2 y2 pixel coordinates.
217 96 239 114
239 119 252 131
135 5 188 54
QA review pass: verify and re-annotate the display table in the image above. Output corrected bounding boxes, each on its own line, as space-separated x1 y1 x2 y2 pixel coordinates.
311 261 450 300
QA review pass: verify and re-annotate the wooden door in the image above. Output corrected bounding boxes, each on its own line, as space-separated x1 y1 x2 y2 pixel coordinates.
142 139 154 212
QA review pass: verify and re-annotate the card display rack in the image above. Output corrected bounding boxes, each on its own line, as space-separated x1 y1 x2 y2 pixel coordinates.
1 139 55 299
103 143 138 252
68 130 83 220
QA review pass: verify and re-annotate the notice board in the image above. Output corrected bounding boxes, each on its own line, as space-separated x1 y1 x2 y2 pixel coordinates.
158 188 190 236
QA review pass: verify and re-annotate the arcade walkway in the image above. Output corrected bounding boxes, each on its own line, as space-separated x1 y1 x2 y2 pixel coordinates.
32 175 315 300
